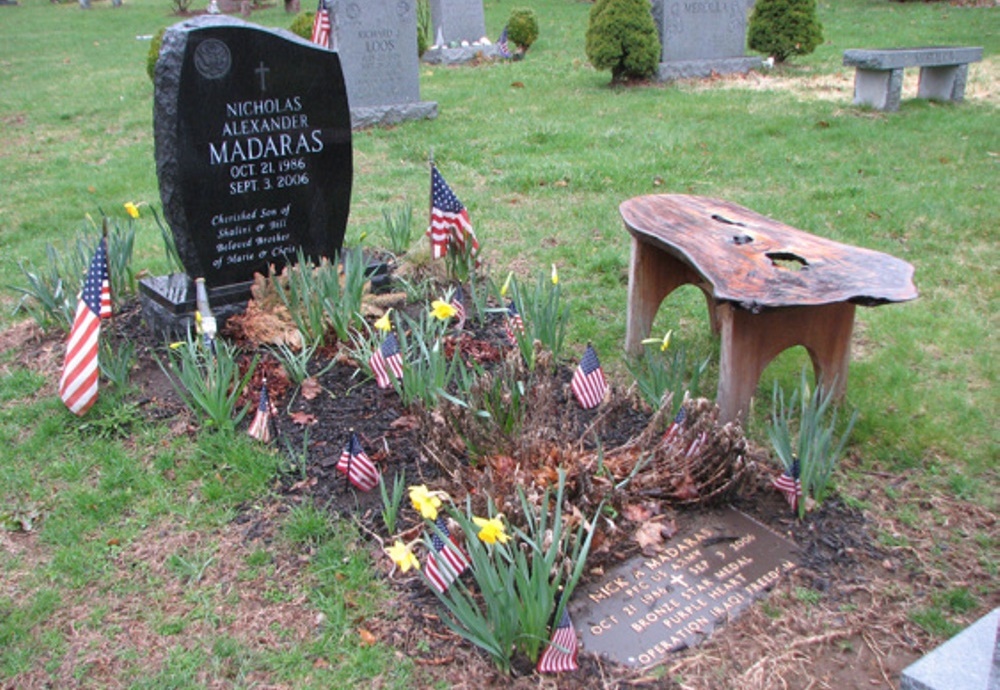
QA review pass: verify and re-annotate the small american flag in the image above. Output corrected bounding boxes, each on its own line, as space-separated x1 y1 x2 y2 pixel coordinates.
683 430 708 458
59 236 112 416
370 332 404 389
537 608 579 673
662 406 686 445
497 26 511 58
247 377 275 443
310 0 330 47
427 164 478 261
571 344 607 410
336 432 379 492
425 516 469 593
451 285 466 330
773 458 802 512
504 301 524 345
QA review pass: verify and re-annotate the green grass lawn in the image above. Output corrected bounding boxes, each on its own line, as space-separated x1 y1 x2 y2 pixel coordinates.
1 0 997 686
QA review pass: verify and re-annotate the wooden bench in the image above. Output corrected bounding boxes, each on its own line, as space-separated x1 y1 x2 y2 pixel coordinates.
843 46 983 111
621 194 918 423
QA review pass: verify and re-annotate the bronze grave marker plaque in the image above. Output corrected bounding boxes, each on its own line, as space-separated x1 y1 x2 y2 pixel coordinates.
568 507 796 668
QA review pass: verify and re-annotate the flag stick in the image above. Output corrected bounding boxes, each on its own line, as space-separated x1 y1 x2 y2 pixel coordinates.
345 428 353 491
102 217 113 326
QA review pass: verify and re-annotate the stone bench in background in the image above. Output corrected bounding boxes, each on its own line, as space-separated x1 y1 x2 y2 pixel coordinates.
843 46 983 111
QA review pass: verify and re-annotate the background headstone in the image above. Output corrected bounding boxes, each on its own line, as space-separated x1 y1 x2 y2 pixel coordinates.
429 0 486 45
900 608 1000 690
146 16 352 335
569 508 796 668
651 0 760 81
331 0 437 128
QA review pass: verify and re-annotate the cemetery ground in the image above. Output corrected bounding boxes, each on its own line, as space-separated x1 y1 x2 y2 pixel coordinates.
0 0 997 688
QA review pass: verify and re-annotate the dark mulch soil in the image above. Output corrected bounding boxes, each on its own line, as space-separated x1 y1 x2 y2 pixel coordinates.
102 297 885 687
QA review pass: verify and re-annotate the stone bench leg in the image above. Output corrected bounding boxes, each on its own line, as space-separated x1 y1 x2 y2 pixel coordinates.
625 237 714 357
853 67 904 111
715 301 856 423
918 63 969 102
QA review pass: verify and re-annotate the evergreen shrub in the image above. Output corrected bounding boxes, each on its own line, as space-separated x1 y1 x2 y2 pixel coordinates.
288 12 315 41
507 7 539 51
585 0 660 83
747 0 823 63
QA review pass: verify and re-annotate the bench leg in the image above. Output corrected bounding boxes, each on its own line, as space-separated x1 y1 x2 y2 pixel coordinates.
625 237 705 356
716 302 856 423
918 64 969 102
853 67 904 111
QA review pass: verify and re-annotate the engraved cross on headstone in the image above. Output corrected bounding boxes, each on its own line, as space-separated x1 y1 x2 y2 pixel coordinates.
255 61 270 91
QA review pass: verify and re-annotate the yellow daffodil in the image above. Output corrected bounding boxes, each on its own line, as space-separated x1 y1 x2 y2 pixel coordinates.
430 299 457 321
473 515 510 545
551 264 559 286
385 540 420 573
374 309 392 332
124 202 140 219
168 341 185 350
500 272 513 298
641 329 672 352
409 485 443 520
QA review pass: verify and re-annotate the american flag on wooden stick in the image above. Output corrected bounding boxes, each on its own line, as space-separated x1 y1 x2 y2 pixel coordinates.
571 344 607 410
424 516 469 593
537 608 579 673
450 285 466 330
310 0 330 47
662 406 686 445
504 301 524 345
370 332 404 389
336 431 379 492
59 236 112 416
247 377 276 443
427 164 478 260
773 458 802 512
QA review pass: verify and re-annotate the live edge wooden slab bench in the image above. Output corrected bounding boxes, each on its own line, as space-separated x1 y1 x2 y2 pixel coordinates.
843 46 983 112
621 194 918 423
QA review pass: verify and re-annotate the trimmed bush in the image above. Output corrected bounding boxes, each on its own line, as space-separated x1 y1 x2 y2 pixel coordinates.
288 12 315 41
585 0 660 83
747 0 824 63
507 7 539 51
147 27 165 82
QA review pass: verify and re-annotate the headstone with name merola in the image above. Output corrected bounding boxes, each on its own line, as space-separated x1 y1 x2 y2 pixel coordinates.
330 0 437 128
651 0 760 81
144 16 352 337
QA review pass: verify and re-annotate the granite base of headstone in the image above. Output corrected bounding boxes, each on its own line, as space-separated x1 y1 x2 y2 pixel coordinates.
349 102 438 130
900 607 1000 690
0 1 20 6
568 507 796 668
651 0 761 82
658 56 762 81
139 275 250 340
332 0 437 129
421 42 503 66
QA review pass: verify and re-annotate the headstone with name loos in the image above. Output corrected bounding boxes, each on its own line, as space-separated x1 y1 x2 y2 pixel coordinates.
651 0 760 81
144 15 352 338
330 0 437 129
569 508 796 668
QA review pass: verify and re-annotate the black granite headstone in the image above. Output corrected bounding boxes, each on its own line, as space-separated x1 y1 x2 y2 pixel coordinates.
154 16 352 288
